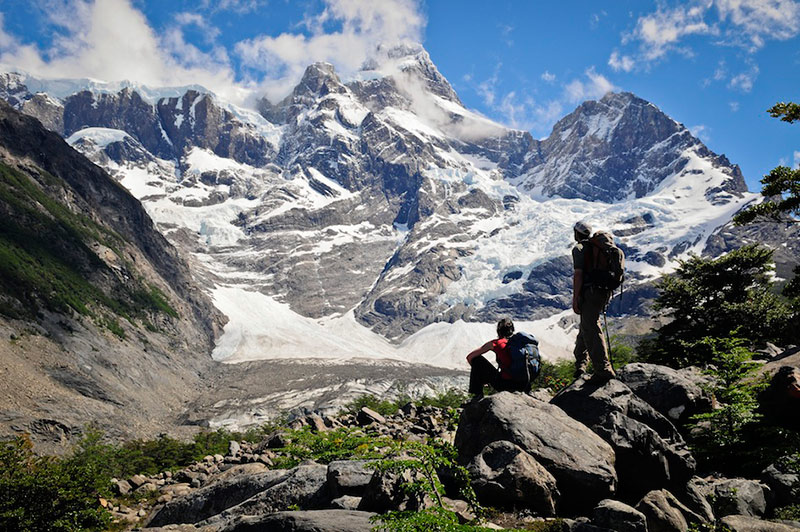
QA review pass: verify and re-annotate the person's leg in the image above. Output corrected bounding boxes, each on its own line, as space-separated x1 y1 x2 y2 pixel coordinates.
582 288 615 379
468 356 499 396
573 328 589 378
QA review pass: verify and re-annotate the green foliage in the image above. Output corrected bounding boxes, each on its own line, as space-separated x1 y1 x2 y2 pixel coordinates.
269 426 392 469
0 162 178 327
688 336 768 473
537 359 574 394
0 435 111 532
733 165 800 225
341 390 468 417
768 101 800 123
774 504 800 521
638 245 797 367
372 507 492 532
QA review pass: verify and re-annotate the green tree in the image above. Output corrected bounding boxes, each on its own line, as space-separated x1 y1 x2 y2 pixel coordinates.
639 245 796 367
733 101 800 299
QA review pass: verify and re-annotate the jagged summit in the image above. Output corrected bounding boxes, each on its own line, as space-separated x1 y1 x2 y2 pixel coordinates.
517 91 746 202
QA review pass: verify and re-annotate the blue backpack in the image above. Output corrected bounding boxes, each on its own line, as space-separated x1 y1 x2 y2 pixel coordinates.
507 332 541 383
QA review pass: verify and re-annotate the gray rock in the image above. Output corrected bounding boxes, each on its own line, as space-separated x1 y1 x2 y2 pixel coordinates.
146 469 291 526
762 462 800 507
455 392 616 513
200 464 329 526
551 378 695 500
708 478 770 518
616 363 713 423
468 440 558 515
679 477 715 523
592 499 648 532
129 474 148 489
635 490 689 532
330 495 362 510
217 510 376 532
720 514 800 531
356 407 386 426
228 440 241 457
114 479 132 496
327 460 374 498
358 468 434 513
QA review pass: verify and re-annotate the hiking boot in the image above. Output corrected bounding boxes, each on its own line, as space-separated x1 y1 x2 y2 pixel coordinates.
573 368 587 380
588 370 616 384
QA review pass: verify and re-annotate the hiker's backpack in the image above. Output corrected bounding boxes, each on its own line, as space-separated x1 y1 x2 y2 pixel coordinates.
507 332 541 383
583 231 625 291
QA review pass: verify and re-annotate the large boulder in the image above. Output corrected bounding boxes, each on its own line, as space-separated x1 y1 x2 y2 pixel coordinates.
217 510 376 532
720 514 800 532
591 499 648 532
358 468 434 513
635 490 690 532
706 478 770 518
197 464 329 527
762 461 800 508
467 440 559 515
455 392 616 514
146 469 291 526
551 378 695 500
327 460 374 498
616 363 712 423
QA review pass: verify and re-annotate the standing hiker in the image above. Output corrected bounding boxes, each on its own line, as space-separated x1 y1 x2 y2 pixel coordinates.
571 221 617 382
466 318 533 398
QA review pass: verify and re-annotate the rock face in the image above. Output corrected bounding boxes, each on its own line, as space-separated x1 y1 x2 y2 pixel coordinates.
720 514 800 532
0 100 223 448
705 478 770 518
455 392 616 513
551 378 696 501
762 461 800 508
216 510 376 532
616 363 713 424
592 499 648 532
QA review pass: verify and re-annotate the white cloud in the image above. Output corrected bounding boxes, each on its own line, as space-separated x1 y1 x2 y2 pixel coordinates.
793 150 800 169
728 62 759 92
608 50 635 72
0 0 239 100
690 124 711 143
202 0 265 14
565 67 616 104
234 0 425 101
715 0 800 50
729 101 740 111
629 4 714 61
541 71 556 82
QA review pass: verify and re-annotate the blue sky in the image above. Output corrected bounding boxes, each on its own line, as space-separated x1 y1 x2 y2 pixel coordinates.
1 0 799 191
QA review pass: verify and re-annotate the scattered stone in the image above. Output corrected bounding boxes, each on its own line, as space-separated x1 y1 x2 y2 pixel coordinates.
327 460 375 498
306 413 328 432
114 479 132 496
330 495 362 510
358 468 434 513
227 440 241 457
129 474 148 489
635 490 688 532
762 462 800 508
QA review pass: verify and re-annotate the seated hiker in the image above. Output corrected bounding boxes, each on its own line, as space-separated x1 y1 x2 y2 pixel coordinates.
466 318 532 398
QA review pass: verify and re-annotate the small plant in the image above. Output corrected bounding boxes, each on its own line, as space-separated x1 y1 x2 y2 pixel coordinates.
269 426 392 469
688 335 768 473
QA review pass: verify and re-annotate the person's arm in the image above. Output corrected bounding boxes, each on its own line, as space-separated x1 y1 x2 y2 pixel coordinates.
466 341 494 366
573 269 583 314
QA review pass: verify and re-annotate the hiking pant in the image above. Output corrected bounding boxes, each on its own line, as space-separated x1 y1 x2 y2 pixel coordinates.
468 356 529 395
574 286 613 374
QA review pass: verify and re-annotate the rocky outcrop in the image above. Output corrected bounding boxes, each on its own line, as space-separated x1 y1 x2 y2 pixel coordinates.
592 499 648 532
616 363 713 424
551 378 696 500
467 440 559 515
720 514 800 532
455 392 617 513
216 510 376 532
762 461 800 508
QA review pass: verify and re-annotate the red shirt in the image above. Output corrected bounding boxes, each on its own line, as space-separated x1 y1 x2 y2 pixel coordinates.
492 338 512 380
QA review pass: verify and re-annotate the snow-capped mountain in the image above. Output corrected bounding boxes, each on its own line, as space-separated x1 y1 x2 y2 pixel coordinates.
2 45 794 370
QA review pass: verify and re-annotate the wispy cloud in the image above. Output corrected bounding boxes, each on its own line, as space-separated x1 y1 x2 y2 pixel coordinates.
608 50 635 72
565 67 616 104
690 124 711 143
715 0 800 50
728 61 759 92
627 4 715 61
541 71 556 83
793 150 800 169
729 101 740 111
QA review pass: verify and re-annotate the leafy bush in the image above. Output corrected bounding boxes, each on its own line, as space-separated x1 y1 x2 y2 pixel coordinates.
269 426 392 469
688 336 768 474
537 359 573 393
0 435 111 531
775 504 800 520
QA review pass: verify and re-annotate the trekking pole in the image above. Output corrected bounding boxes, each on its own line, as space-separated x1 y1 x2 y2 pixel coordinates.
603 307 613 367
